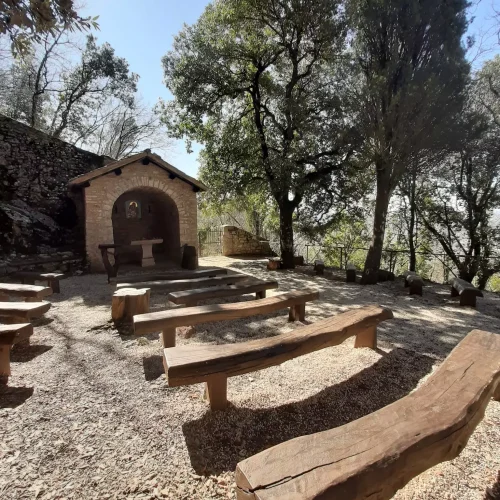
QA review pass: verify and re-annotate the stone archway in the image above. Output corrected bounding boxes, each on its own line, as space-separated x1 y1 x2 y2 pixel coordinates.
111 187 181 264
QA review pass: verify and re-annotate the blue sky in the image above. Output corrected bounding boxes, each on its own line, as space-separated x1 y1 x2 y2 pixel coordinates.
81 0 500 179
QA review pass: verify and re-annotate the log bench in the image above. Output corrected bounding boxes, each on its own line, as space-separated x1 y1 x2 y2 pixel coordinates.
134 289 319 348
346 263 356 283
235 329 500 500
0 323 33 384
112 268 227 284
0 283 52 302
0 301 51 324
168 280 279 306
314 260 325 276
403 271 423 296
450 277 484 307
378 269 395 282
12 272 65 293
117 274 249 292
112 288 150 321
164 305 393 410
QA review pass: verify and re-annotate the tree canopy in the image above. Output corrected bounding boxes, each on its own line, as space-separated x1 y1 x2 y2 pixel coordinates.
161 0 362 267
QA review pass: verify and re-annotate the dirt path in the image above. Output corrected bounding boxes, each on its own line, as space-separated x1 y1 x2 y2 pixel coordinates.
0 256 498 499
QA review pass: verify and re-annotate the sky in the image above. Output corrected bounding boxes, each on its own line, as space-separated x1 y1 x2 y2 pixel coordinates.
80 0 500 179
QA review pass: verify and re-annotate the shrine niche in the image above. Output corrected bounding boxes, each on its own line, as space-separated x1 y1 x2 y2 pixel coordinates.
68 151 207 272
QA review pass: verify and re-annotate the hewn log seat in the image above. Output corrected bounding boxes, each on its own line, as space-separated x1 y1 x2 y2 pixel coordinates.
112 268 227 284
164 305 393 410
403 271 423 296
134 289 319 348
117 274 249 292
346 263 356 283
112 288 150 321
0 301 51 323
314 260 325 275
12 272 64 293
450 277 483 307
377 269 395 282
0 323 33 384
0 283 52 302
168 280 279 306
235 329 500 500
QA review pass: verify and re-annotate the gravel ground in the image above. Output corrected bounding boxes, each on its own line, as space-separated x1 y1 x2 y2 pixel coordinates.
0 256 499 500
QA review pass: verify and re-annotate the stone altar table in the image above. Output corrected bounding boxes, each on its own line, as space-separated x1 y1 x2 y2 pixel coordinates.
131 239 163 267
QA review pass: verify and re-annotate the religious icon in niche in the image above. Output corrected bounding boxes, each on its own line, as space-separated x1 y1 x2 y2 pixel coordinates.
125 200 141 219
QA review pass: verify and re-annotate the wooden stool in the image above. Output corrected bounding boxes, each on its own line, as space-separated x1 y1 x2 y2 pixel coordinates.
112 288 150 322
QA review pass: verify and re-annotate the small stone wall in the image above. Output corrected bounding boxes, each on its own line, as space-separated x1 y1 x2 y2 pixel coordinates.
222 225 272 256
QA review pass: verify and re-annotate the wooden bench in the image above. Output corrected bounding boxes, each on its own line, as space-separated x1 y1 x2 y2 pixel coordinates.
112 268 227 284
0 283 52 302
168 280 279 306
164 305 392 410
235 329 500 500
134 289 319 347
117 274 249 292
346 263 356 283
378 269 395 282
403 271 423 296
112 288 150 321
450 277 483 307
314 260 325 275
12 272 64 293
0 301 51 323
0 323 33 384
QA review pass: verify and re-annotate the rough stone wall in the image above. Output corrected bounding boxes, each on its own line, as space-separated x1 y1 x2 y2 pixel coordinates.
222 225 272 256
0 114 103 255
84 162 198 272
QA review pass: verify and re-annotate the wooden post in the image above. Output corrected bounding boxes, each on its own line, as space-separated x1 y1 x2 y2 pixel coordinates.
161 327 176 348
256 290 266 299
451 286 459 297
48 278 60 293
205 375 228 410
354 325 377 349
0 344 11 384
288 305 296 322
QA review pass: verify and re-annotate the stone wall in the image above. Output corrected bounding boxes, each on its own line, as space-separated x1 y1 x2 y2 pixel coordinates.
83 161 199 272
0 114 104 256
222 225 272 256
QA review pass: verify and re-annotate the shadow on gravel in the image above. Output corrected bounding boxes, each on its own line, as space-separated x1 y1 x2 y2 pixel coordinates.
182 347 435 475
0 385 34 408
11 344 52 362
143 355 164 381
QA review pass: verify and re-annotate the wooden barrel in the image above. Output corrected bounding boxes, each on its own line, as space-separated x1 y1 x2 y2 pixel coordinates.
181 245 197 270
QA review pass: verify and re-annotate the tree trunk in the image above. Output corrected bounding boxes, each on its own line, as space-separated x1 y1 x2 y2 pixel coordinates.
408 171 417 272
362 167 392 284
279 202 295 269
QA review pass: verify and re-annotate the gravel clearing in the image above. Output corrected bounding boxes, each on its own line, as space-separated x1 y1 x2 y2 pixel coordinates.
0 256 499 499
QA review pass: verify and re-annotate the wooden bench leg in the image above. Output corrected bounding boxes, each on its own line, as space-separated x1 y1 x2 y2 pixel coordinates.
354 325 377 349
0 344 11 384
0 293 8 302
204 375 228 410
460 294 476 307
25 297 39 302
288 304 306 322
451 286 459 297
49 279 60 293
256 291 266 299
1 316 27 325
409 284 423 296
161 328 176 348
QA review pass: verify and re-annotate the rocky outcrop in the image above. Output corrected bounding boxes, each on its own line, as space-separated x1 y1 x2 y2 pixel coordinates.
0 114 104 256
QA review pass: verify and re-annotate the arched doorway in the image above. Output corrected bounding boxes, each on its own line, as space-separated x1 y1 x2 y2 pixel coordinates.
112 187 181 265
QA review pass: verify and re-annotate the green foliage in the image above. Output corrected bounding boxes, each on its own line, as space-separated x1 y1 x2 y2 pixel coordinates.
322 216 370 269
161 0 363 263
